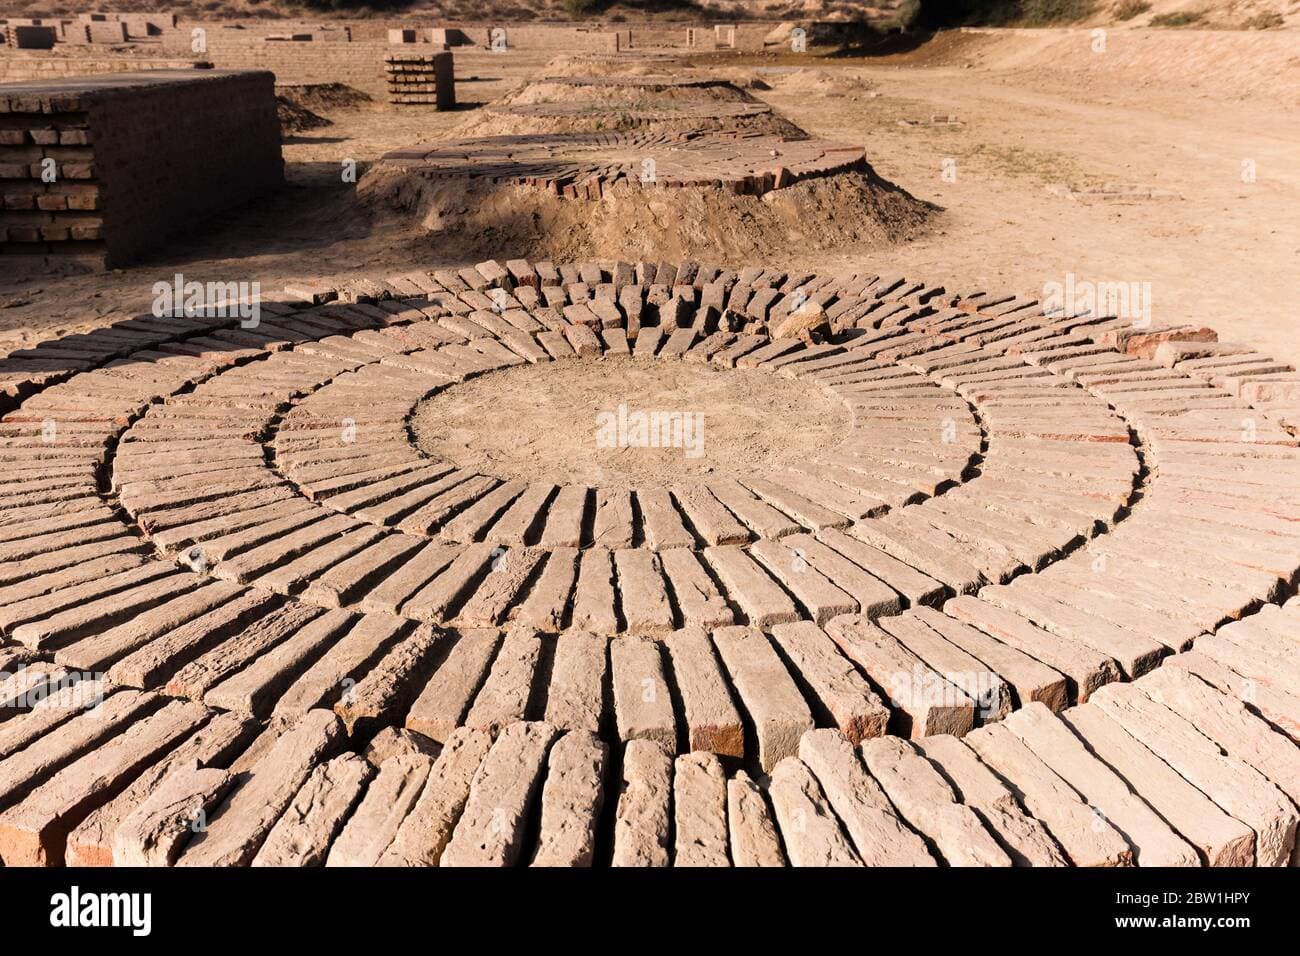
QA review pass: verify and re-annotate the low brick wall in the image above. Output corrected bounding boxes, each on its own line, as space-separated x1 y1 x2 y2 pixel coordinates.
0 69 283 268
0 54 206 83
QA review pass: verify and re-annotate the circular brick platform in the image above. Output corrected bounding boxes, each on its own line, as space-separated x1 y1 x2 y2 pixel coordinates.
0 259 1297 868
461 100 808 139
377 131 866 198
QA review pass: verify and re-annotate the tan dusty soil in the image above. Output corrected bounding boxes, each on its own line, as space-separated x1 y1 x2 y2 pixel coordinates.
410 359 850 488
2 27 1298 371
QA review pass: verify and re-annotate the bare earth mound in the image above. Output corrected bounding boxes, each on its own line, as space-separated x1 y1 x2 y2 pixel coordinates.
359 131 932 261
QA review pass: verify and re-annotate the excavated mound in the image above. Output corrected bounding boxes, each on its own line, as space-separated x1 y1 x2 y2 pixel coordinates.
543 52 691 76
1 257 1297 867
502 74 760 106
359 131 931 261
456 100 808 139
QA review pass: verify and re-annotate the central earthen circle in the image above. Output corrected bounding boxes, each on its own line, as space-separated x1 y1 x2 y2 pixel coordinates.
410 360 851 488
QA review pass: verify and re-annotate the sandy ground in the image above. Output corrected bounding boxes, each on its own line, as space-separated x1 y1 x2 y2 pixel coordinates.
411 359 848 488
2 28 1297 369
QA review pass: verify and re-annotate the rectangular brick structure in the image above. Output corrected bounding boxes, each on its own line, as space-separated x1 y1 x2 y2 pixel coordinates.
0 69 283 269
383 52 455 109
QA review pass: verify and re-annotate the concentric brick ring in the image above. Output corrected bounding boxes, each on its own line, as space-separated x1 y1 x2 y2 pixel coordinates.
1 259 1298 868
376 131 867 198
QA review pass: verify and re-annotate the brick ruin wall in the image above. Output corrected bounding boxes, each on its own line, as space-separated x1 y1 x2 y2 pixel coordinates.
0 69 283 268
1 20 774 96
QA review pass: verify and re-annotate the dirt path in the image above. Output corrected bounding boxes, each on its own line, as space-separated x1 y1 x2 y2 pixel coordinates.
754 62 1300 367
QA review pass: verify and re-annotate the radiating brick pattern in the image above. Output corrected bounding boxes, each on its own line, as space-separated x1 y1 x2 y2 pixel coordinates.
0 258 1297 867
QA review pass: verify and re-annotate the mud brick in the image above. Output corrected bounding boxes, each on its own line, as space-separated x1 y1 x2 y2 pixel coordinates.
1089 681 1297 866
745 476 850 531
770 622 890 742
659 626 743 758
402 542 497 622
749 538 857 624
1000 702 1199 865
0 560 176 640
404 629 500 742
457 547 544 626
98 588 272 692
252 754 374 866
175 709 343 866
965 722 1132 867
726 770 785 866
571 547 619 633
377 727 493 866
444 721 560 866
911 734 1066 866
671 486 748 546
610 636 677 750
702 546 800 627
544 631 608 734
768 756 861 866
1162 650 1300 745
0 689 161 812
113 760 235 867
943 595 1119 703
613 549 675 634
163 606 325 702
658 548 734 629
66 712 257 867
0 699 210 865
463 628 541 735
535 485 586 549
707 478 802 539
325 753 434 866
334 625 444 738
672 752 729 867
612 739 673 867
712 625 813 770
1060 702 1256 866
301 534 424 608
859 736 1011 866
876 612 1014 721
781 533 903 618
273 613 409 717
513 548 579 631
531 731 607 867
799 729 935 865
824 615 976 738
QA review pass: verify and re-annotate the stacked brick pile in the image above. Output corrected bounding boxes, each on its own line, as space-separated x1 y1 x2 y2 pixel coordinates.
0 69 282 269
383 50 456 108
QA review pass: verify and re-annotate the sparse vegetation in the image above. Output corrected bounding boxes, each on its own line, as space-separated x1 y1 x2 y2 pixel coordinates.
1149 10 1204 27
560 0 604 14
1243 11 1284 29
1114 0 1150 21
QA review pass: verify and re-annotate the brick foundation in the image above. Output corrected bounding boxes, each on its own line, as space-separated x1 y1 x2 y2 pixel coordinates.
0 69 283 269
